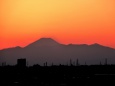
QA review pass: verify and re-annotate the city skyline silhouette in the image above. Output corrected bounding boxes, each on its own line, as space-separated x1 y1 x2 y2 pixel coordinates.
1 58 115 86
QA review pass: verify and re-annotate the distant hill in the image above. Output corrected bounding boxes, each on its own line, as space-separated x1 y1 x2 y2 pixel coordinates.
0 38 115 66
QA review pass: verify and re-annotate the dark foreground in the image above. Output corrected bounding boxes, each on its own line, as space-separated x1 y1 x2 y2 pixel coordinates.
0 65 115 86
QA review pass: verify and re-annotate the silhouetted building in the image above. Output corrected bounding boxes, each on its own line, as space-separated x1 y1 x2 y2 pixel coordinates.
17 59 26 67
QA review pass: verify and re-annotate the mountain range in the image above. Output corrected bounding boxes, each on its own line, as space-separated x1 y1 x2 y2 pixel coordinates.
0 38 115 66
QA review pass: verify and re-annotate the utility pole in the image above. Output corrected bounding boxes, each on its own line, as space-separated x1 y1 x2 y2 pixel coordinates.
70 59 72 66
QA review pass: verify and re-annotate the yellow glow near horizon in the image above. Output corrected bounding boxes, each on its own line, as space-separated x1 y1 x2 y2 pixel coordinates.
0 0 115 49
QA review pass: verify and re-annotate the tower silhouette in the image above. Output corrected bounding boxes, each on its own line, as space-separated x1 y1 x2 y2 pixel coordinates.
105 58 108 65
76 59 79 66
70 59 72 66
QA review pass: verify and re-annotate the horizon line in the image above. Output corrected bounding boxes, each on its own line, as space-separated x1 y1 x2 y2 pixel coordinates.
0 37 114 50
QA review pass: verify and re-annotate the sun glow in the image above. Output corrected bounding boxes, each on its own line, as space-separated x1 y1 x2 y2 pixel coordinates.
0 0 115 49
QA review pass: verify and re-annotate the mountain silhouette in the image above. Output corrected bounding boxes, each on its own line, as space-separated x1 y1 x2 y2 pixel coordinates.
0 38 115 65
25 38 61 48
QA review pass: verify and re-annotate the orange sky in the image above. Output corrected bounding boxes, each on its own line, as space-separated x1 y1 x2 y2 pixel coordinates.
0 0 115 49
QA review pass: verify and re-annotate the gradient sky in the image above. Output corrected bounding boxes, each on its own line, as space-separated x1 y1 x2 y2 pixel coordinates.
0 0 115 49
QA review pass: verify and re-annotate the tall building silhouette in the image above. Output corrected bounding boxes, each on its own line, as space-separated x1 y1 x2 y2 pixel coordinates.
17 59 26 67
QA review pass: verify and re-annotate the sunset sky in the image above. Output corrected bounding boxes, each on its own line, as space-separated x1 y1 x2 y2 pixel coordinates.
0 0 115 49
